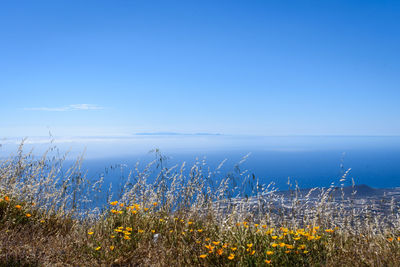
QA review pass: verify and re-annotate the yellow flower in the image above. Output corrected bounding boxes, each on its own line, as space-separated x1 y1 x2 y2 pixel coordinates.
286 244 294 249
118 211 123 214
111 209 118 214
126 227 132 232
15 205 22 209
325 229 334 233
262 225 267 229
153 202 158 206
228 253 235 260
271 243 278 248
266 251 274 255
131 210 137 214
388 237 393 242
40 220 45 223
247 243 253 248
212 241 220 245
271 236 278 240
265 259 272 264
294 237 301 240
138 229 144 233
110 201 118 206
254 224 259 227
303 250 309 254
199 254 207 258
231 247 237 251
119 203 124 207
197 229 203 233
188 221 193 225
279 243 285 247
205 238 210 241
95 246 101 250
88 231 94 235
110 235 115 238
285 250 291 254
4 196 10 202
124 235 131 240
216 249 223 255
159 219 164 222
144 208 149 211
110 246 114 251
151 230 155 233
397 237 400 241
250 250 255 255
26 213 31 217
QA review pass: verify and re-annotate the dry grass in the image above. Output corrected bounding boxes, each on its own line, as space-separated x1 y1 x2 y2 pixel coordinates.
0 142 399 266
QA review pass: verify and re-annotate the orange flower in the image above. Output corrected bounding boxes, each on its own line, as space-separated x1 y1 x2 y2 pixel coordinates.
4 196 10 202
15 205 22 209
265 259 272 264
199 254 207 258
228 253 235 260
216 249 223 255
25 213 31 217
110 246 115 251
110 201 118 206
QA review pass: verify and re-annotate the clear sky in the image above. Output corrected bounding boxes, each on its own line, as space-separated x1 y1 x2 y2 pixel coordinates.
1 0 399 137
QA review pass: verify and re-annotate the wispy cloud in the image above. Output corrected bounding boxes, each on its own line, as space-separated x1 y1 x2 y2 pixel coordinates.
24 104 104 112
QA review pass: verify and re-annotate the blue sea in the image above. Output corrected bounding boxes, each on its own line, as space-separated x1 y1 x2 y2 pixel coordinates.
2 135 400 190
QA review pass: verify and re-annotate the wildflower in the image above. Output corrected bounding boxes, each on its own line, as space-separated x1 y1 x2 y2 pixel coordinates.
271 243 278 248
126 227 132 232
144 208 149 211
114 229 122 233
265 259 272 264
110 235 115 238
197 229 203 233
388 237 393 242
138 229 144 233
222 243 229 248
151 230 155 233
325 229 334 233
153 202 158 206
236 222 241 227
205 245 215 251
118 211 123 214
205 238 210 241
88 231 94 235
15 205 22 209
231 247 237 251
40 220 45 223
131 210 137 214
314 226 320 230
262 225 267 229
26 213 31 217
216 249 223 255
271 236 278 240
254 224 259 227
247 243 253 248
285 250 291 254
303 250 309 254
111 209 118 214
110 201 118 206
250 250 255 255
294 237 301 240
159 219 164 222
266 251 274 255
279 242 286 248
212 241 220 245
228 253 235 260
398 237 400 241
286 244 294 249
124 235 131 240
95 247 101 250
119 203 124 207
110 246 114 251
4 196 10 202
188 221 193 225
199 254 207 258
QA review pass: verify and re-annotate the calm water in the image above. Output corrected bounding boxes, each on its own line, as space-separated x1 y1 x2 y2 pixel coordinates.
2 135 400 190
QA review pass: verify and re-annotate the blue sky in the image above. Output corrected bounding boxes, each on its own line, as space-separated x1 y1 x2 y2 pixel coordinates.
1 0 400 137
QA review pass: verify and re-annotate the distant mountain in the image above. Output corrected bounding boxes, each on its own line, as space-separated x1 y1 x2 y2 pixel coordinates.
134 132 222 136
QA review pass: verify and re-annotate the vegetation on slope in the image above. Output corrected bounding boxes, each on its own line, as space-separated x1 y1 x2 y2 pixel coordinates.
0 143 399 266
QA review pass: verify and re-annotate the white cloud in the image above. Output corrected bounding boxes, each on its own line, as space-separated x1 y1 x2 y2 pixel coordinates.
24 104 104 112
